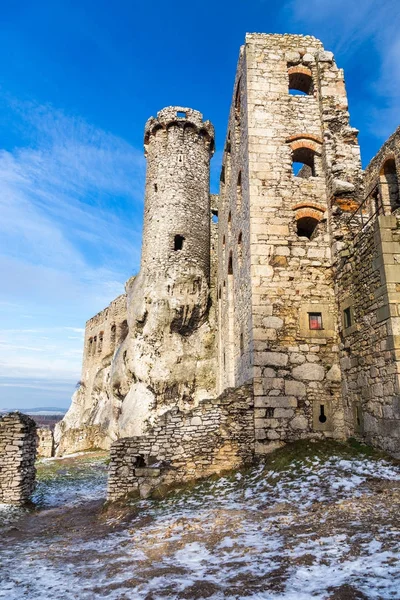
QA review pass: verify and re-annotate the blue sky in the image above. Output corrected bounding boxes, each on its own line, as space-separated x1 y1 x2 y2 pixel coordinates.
0 0 399 409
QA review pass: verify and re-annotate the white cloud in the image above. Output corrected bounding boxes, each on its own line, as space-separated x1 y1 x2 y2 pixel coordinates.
0 101 146 403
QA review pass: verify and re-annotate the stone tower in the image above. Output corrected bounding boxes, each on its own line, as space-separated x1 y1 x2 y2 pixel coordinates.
141 107 214 285
218 34 363 452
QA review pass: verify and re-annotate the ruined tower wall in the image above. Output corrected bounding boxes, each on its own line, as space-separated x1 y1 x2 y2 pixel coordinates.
0 413 37 506
218 48 254 392
218 34 357 453
335 131 400 457
55 293 127 455
141 107 214 283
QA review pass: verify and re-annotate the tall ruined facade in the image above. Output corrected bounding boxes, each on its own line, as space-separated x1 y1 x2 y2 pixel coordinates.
56 34 400 496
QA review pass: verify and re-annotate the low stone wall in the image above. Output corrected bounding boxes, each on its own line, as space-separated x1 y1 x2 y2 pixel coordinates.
107 384 254 501
0 413 37 505
37 428 54 458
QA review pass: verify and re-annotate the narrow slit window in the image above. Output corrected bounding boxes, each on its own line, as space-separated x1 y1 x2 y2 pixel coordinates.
319 404 327 423
344 306 353 329
174 235 185 251
240 332 244 355
309 312 323 330
228 252 233 275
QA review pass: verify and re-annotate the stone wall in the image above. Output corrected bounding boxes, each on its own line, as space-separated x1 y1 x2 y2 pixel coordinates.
55 293 128 455
37 427 54 458
217 34 361 453
335 127 400 457
107 384 254 501
336 214 400 456
0 413 37 506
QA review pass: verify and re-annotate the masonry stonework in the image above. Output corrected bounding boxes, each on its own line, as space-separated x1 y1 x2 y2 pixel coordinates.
54 34 399 497
0 413 37 506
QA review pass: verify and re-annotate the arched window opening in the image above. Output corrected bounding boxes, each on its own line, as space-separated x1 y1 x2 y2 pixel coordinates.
174 235 185 251
119 320 128 343
380 159 399 210
238 231 243 264
98 332 104 353
297 216 319 240
292 147 316 178
228 251 233 275
237 171 242 210
212 209 218 224
288 68 313 95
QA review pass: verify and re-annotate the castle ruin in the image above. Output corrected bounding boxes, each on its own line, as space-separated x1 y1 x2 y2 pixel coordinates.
54 34 400 499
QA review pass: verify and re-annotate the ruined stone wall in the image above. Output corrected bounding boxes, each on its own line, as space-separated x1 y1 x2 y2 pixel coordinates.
55 293 128 455
218 47 254 392
0 413 37 505
107 384 254 501
335 130 400 457
218 34 362 453
336 214 400 457
37 427 54 458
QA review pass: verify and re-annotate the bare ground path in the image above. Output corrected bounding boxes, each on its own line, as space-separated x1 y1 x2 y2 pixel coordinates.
0 442 399 599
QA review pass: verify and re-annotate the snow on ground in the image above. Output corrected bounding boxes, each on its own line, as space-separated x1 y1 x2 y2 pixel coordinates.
0 445 399 599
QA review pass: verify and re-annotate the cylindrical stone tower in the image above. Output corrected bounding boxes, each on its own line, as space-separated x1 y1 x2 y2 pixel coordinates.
141 106 215 283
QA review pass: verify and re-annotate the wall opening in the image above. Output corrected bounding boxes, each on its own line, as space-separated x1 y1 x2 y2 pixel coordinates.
154 183 158 192
380 159 399 210
238 231 243 265
319 404 327 423
225 133 231 154
343 306 353 329
228 251 233 275
292 147 316 178
92 336 97 355
288 69 313 95
228 211 232 229
176 111 186 118
297 216 319 239
220 166 225 184
98 332 104 353
212 209 218 223
222 234 226 247
110 324 116 351
174 235 185 251
88 337 93 356
237 171 242 210
309 312 323 330
119 320 128 343
240 332 244 355
234 80 241 150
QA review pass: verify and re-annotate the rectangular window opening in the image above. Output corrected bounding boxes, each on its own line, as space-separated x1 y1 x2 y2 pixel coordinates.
176 111 186 118
344 307 353 329
308 312 323 330
174 235 185 251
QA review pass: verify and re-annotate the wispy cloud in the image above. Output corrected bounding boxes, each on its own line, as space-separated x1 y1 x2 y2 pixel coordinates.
0 101 146 404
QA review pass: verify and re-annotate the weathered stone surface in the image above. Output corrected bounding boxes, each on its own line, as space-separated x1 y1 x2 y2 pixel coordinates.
0 413 37 506
292 364 325 381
